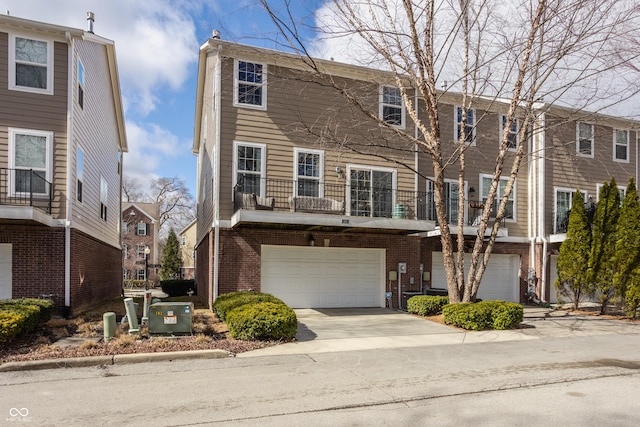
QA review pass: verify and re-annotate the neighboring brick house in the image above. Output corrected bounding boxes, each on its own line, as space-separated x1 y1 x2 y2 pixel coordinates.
179 219 196 280
121 202 159 285
0 13 127 314
192 38 639 309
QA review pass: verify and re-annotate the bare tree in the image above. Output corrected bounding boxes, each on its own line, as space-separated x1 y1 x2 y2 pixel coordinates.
261 0 640 302
149 177 195 235
122 175 144 202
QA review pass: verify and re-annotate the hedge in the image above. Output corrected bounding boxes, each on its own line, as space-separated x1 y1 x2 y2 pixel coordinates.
407 295 449 316
226 301 297 340
213 292 285 322
0 298 55 343
160 279 196 297
442 300 523 330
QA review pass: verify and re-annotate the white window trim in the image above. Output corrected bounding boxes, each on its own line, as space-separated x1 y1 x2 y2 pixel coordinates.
346 164 397 217
576 122 594 158
554 187 587 234
379 85 405 129
99 175 108 221
427 178 469 223
136 222 147 236
233 59 267 111
500 115 519 151
233 141 267 197
293 147 325 198
76 146 84 203
595 183 626 203
613 129 629 163
77 59 85 108
8 33 54 95
7 127 53 197
479 173 516 222
455 106 476 146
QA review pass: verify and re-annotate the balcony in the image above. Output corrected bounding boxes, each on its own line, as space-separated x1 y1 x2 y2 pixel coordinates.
0 168 53 215
232 179 508 234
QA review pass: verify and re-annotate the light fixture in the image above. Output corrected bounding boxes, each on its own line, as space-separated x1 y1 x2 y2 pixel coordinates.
336 166 344 179
308 234 315 247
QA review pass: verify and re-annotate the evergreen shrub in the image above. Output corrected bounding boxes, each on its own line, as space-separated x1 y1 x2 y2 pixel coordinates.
443 300 523 330
213 292 284 322
407 295 449 316
226 301 297 340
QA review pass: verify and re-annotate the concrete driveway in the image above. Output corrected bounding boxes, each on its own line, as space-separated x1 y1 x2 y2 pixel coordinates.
237 307 640 357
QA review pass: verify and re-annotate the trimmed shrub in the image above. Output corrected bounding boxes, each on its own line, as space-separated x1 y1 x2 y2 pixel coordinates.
443 300 523 330
407 295 449 316
226 301 297 340
160 279 196 297
213 292 285 322
0 298 55 343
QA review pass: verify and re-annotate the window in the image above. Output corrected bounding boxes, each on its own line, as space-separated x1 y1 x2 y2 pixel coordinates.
234 142 266 196
123 269 131 280
136 223 147 236
501 115 518 150
614 129 629 162
480 175 515 220
596 183 626 204
555 188 586 233
181 236 187 247
427 179 466 223
136 269 146 281
8 128 52 196
77 60 85 109
123 244 129 259
380 86 404 127
100 176 108 221
349 166 395 217
577 122 594 157
456 106 475 144
136 244 147 259
76 147 84 202
234 60 266 109
295 148 324 197
123 222 131 234
9 34 53 94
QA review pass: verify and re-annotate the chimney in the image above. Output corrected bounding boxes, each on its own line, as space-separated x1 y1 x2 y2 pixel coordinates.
212 29 220 40
86 12 95 33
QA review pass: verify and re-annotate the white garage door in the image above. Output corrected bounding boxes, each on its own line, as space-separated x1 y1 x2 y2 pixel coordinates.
432 252 520 302
261 245 385 308
0 244 12 300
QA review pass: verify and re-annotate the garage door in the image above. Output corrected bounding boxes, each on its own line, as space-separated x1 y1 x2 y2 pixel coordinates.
0 244 12 300
431 252 520 302
261 245 385 308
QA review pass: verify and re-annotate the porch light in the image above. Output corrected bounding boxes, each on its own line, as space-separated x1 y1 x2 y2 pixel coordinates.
308 234 315 246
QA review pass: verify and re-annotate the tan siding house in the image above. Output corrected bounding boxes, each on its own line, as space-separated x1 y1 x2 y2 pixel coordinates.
193 38 640 309
0 14 127 314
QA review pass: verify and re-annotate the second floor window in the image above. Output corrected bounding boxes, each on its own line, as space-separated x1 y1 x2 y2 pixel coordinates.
78 60 85 109
235 60 266 109
76 147 84 202
380 86 404 127
577 122 594 157
100 176 108 221
481 175 514 220
350 167 395 218
136 222 147 235
123 244 129 259
295 149 323 197
555 189 586 233
137 244 147 259
235 142 266 196
9 35 53 94
614 129 629 162
9 128 52 196
456 107 475 145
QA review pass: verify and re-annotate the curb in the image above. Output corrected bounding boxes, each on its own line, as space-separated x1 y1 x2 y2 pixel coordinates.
0 349 231 372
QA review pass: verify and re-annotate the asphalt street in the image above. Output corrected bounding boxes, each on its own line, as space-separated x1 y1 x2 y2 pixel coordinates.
2 329 640 426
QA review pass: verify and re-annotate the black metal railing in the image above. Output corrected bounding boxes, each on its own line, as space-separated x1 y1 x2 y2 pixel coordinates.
233 178 511 226
0 167 53 214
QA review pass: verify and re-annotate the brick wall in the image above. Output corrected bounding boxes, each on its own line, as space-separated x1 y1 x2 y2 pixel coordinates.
69 229 122 314
0 224 122 314
195 231 210 305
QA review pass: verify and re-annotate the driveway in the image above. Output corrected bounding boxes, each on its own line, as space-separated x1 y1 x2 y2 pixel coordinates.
237 307 640 357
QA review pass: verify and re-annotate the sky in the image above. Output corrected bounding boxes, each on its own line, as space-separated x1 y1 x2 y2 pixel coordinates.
0 0 324 200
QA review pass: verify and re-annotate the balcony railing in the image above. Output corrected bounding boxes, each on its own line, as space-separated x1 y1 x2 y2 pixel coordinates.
0 168 53 214
233 178 507 227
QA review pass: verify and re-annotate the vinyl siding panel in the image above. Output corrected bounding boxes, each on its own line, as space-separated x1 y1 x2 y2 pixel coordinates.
70 38 123 248
0 32 68 219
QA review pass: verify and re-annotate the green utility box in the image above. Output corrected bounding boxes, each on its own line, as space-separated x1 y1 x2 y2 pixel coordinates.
148 302 194 334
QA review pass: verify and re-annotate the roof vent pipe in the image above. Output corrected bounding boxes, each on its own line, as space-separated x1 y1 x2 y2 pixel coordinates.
87 12 95 33
212 29 220 39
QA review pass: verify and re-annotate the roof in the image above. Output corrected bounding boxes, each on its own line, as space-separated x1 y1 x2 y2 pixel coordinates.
0 13 128 152
179 218 197 236
122 202 159 222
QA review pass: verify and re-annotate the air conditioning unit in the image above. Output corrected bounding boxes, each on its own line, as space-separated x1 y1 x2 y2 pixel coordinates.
148 302 194 334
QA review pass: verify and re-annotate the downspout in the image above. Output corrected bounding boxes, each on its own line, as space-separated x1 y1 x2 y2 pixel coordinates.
528 113 536 293
212 44 223 307
64 32 74 309
537 111 548 303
